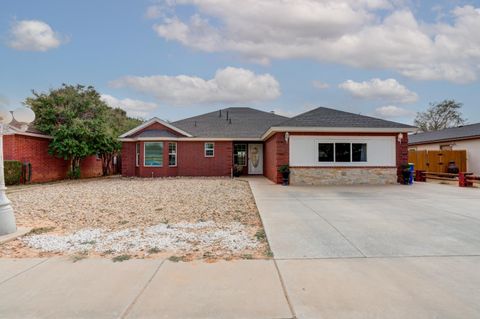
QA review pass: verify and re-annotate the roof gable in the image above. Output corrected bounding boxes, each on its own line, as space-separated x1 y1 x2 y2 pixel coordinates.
119 118 193 138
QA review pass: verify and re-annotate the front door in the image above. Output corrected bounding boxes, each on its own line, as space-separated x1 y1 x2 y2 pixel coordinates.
248 144 263 174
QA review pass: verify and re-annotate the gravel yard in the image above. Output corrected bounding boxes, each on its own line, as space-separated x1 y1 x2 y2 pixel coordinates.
0 177 270 261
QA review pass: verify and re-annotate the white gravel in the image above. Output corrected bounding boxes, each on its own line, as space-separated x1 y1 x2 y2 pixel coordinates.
21 221 259 254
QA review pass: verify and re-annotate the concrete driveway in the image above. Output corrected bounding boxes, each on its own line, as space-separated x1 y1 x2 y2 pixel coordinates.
249 177 480 318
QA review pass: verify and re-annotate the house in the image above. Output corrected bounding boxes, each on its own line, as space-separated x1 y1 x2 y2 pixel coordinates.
120 107 415 185
4 121 103 183
409 123 480 174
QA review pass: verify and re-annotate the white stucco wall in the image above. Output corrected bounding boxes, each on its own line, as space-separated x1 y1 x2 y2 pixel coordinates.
289 135 396 167
410 139 480 174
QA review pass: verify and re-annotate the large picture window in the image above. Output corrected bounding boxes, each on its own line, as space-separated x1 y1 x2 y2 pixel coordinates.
144 142 163 167
352 143 367 162
318 142 368 163
335 143 351 162
168 142 177 167
318 143 334 162
205 142 214 157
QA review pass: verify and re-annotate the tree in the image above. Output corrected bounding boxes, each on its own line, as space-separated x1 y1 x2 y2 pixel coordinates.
93 108 142 176
414 100 466 132
26 84 109 178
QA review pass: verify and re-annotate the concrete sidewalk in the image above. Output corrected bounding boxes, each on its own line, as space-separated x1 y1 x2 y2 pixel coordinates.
0 258 292 319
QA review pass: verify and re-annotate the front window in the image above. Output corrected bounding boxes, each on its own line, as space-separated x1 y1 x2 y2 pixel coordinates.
144 142 163 167
352 143 367 162
335 143 351 162
234 144 247 166
318 142 368 163
318 143 334 162
205 143 214 157
168 142 177 167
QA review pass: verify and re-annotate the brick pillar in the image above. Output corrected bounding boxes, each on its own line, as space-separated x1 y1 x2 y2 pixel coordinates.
396 133 409 183
275 133 289 184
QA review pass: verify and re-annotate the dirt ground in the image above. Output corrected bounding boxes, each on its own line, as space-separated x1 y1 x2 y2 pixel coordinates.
0 177 270 261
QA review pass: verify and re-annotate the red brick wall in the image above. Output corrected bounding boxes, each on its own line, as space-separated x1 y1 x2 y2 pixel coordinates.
121 140 233 177
264 132 289 184
396 132 409 182
4 134 102 183
121 142 136 177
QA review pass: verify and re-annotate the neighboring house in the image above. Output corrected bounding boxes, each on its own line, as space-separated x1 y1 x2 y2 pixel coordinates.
409 123 480 175
120 107 415 185
4 121 102 183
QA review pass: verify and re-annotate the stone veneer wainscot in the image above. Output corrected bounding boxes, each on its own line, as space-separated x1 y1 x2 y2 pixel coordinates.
289 167 398 185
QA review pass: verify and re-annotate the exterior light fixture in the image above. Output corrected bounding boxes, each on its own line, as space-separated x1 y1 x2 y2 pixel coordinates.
0 106 36 235
397 133 404 142
285 132 290 143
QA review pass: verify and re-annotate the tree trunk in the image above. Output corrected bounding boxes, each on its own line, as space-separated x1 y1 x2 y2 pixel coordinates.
101 153 113 176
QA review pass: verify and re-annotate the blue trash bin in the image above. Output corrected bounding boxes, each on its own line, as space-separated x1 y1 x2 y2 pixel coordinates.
408 163 414 185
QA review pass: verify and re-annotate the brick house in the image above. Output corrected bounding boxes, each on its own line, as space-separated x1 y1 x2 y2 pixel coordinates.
120 107 415 185
4 122 103 183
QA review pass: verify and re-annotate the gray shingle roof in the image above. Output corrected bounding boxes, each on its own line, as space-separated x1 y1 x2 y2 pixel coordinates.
136 129 178 138
409 123 480 145
276 107 415 129
171 107 288 138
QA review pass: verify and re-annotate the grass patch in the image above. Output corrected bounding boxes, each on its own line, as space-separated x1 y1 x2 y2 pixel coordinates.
148 247 161 254
255 229 266 241
242 254 253 260
265 248 274 258
71 250 88 263
168 255 182 262
27 226 55 235
80 240 96 245
112 254 131 262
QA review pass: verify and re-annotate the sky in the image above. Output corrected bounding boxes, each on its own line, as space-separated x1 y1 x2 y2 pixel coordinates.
1 0 479 125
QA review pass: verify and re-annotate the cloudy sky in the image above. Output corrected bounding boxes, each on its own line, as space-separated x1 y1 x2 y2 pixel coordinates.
1 0 479 124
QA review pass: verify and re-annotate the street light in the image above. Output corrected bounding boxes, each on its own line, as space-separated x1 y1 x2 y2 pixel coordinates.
0 106 36 235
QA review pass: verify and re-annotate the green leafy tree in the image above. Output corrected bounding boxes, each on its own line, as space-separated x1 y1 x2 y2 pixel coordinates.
26 84 109 178
93 108 142 176
414 100 466 132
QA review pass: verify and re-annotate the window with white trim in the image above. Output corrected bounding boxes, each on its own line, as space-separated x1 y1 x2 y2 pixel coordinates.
318 143 367 163
144 142 163 167
205 142 214 157
135 143 140 167
233 144 247 166
168 142 177 167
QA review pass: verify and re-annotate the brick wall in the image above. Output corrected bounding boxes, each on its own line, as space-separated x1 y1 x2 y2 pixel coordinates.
264 132 289 184
121 140 233 177
396 132 409 183
4 134 102 183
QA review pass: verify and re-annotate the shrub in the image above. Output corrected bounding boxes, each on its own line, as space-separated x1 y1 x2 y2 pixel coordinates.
4 160 23 185
67 166 81 179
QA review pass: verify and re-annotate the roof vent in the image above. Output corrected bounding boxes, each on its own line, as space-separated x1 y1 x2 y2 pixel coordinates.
226 111 229 121
219 110 222 117
194 121 197 127
229 118 232 124
270 111 275 114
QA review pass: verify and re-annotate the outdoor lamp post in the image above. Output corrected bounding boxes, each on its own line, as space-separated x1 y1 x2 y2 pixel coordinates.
0 106 35 236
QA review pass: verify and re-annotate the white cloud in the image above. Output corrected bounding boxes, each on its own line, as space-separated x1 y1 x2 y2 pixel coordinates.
152 1 480 83
101 94 158 118
109 67 281 105
339 78 418 103
8 20 64 51
374 105 416 118
312 81 329 89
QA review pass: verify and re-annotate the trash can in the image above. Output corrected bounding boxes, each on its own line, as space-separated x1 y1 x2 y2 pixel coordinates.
408 163 414 185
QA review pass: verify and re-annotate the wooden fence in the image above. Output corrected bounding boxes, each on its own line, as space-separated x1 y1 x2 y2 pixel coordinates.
408 150 467 173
